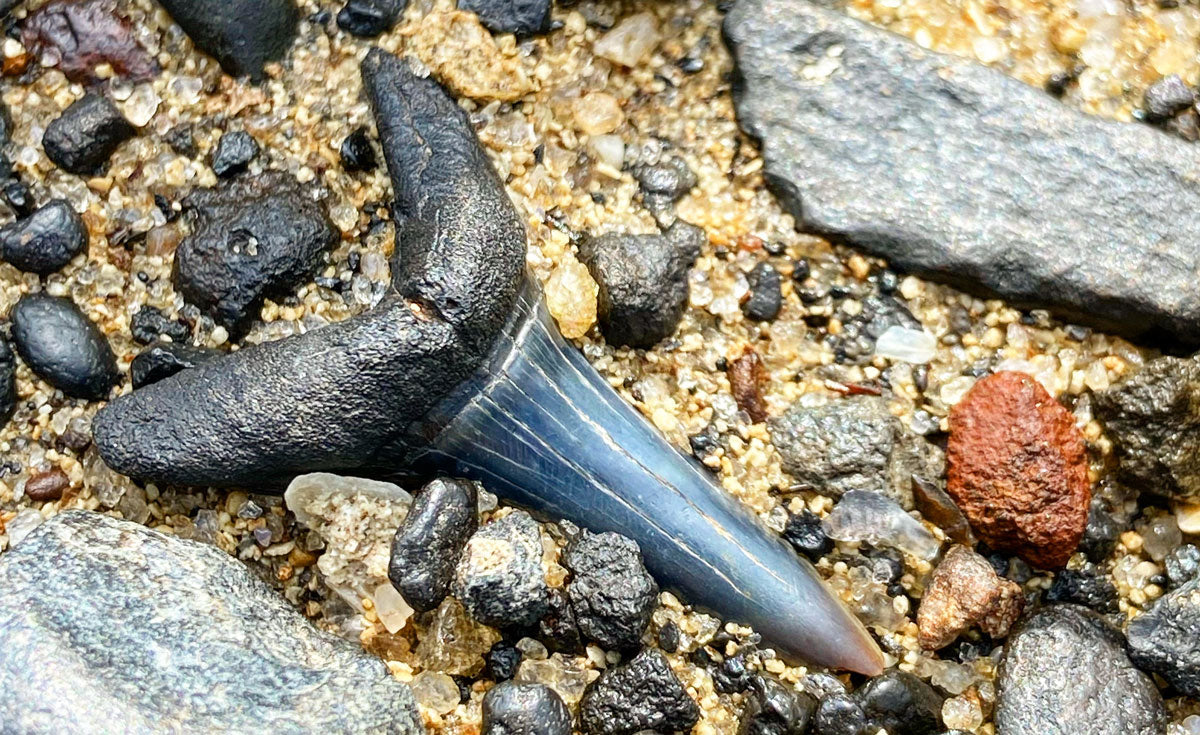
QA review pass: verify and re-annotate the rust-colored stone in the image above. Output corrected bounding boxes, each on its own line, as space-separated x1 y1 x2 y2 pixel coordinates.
917 545 1024 650
947 371 1090 568
22 0 159 84
729 349 769 423
25 468 69 502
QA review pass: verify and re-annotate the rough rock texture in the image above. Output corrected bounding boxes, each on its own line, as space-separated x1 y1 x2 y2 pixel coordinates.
782 509 832 560
911 475 975 546
172 172 337 334
578 219 704 349
1093 355 1200 500
42 93 135 175
482 681 573 735
157 0 299 81
337 0 407 37
729 349 769 423
93 50 526 489
916 545 1024 650
724 0 1200 346
454 510 549 628
0 199 87 275
129 304 190 344
459 0 551 36
1167 544 1200 589
769 395 943 509
579 649 700 735
209 130 259 177
947 371 1089 568
130 342 219 389
563 530 658 651
1045 566 1119 613
1143 74 1194 119
10 293 118 401
0 336 15 425
389 476 479 613
742 262 782 322
1127 574 1200 697
633 156 697 202
739 676 816 735
810 671 941 735
996 605 1165 735
0 511 422 734
22 0 158 84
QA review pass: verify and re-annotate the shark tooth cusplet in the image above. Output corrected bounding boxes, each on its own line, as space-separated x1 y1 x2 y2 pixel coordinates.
93 48 885 676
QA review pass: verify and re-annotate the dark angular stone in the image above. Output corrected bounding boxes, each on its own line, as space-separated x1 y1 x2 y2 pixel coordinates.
171 172 337 334
633 156 697 201
0 199 86 275
782 509 832 561
210 130 260 177
1144 74 1195 119
538 587 584 654
22 0 159 84
459 0 551 35
10 293 118 401
1079 496 1121 563
454 511 549 628
1127 575 1200 697
657 621 680 653
0 337 14 426
579 649 700 735
1093 356 1200 500
130 305 190 345
811 693 866 735
42 93 135 175
482 681 572 735
3 179 34 217
336 0 406 37
157 0 299 81
743 262 782 322
1044 566 1118 614
857 670 941 735
911 475 975 546
486 641 522 682
563 530 658 651
93 51 525 489
1166 544 1200 589
724 0 1200 347
130 342 219 389
739 676 816 735
164 124 197 158
0 511 422 732
579 219 704 349
388 476 478 613
996 605 1165 735
340 126 377 171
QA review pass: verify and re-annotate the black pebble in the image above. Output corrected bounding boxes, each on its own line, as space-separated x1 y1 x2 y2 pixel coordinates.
579 649 700 735
486 641 522 682
743 262 782 321
739 676 816 735
1078 497 1121 563
482 681 572 735
657 621 680 653
0 336 15 426
164 124 197 157
563 530 659 652
857 670 942 735
538 587 584 654
3 179 33 217
210 131 260 177
340 126 378 172
677 56 704 74
459 0 551 36
42 93 135 175
633 157 698 202
782 510 832 561
337 0 406 37
811 692 867 735
130 305 191 345
10 293 118 400
157 0 299 81
130 342 218 389
1045 567 1119 614
388 476 478 612
0 199 87 275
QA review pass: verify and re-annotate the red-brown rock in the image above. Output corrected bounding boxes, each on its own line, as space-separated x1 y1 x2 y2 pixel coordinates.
22 0 159 85
947 371 1089 569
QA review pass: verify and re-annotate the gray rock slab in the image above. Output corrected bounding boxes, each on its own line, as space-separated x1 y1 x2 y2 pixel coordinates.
0 510 422 735
725 0 1200 346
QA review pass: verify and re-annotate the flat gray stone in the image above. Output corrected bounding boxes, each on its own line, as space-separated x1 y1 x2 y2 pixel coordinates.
725 0 1200 346
0 511 422 735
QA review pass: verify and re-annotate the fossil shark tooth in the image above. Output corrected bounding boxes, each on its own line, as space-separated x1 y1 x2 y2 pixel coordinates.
93 48 885 675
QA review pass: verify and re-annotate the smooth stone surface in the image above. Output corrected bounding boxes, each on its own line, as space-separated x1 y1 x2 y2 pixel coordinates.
0 199 86 275
563 530 658 651
579 649 700 735
130 342 219 388
578 219 703 349
0 510 422 734
337 0 407 37
10 293 118 400
388 476 479 613
172 171 337 334
157 0 299 81
739 676 816 735
725 0 1200 347
996 605 1165 735
341 125 378 171
482 681 572 735
1127 574 1200 697
454 510 549 628
209 130 260 177
459 0 551 35
42 93 135 175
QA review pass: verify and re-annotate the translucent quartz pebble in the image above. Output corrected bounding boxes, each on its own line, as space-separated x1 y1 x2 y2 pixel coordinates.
373 583 414 634
4 509 44 549
515 653 591 705
874 325 937 363
410 671 460 715
824 490 941 560
284 472 411 528
1141 516 1183 562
